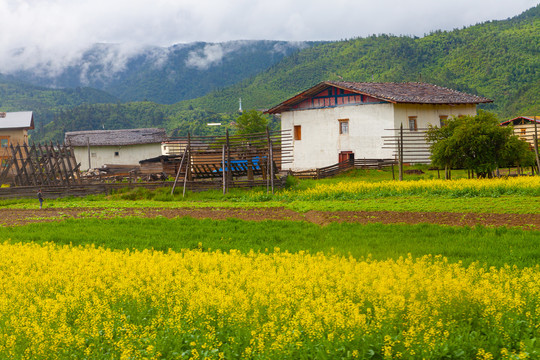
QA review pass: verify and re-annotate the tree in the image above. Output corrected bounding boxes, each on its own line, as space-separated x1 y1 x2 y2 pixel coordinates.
426 111 532 178
235 110 269 135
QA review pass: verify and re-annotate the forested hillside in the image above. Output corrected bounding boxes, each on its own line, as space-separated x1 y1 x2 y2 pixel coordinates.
3 5 539 143
9 41 315 104
184 4 539 117
0 76 117 113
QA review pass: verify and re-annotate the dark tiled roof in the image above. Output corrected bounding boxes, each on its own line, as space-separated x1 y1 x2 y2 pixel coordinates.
328 81 493 104
65 128 167 147
266 81 492 114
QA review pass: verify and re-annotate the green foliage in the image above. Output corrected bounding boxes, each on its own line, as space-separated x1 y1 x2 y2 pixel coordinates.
500 134 536 168
235 110 269 135
426 111 532 176
0 77 118 113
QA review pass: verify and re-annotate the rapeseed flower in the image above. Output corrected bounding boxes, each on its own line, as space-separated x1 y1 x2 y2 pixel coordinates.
0 242 538 359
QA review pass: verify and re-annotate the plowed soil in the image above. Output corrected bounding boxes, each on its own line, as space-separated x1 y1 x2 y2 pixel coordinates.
1 207 539 230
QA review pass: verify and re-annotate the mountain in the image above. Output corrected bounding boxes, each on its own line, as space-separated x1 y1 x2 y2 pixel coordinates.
3 5 539 143
181 4 539 118
8 41 316 104
0 75 118 112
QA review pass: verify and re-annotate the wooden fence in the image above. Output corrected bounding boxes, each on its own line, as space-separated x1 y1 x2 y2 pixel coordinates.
167 129 292 195
290 158 397 179
0 142 80 187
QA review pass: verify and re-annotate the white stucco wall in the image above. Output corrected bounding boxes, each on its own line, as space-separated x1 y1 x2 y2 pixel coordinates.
73 143 162 170
392 103 477 129
282 103 395 170
282 103 478 171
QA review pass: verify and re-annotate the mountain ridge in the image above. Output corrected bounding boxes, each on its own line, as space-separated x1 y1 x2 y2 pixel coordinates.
1 4 538 143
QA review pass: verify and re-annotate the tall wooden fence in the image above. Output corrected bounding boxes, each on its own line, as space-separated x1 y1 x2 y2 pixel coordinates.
0 143 80 187
166 129 292 195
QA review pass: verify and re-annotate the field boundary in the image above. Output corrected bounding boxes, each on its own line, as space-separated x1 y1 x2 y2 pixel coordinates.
0 178 286 199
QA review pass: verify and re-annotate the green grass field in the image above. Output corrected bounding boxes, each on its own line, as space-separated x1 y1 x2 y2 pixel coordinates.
1 217 539 268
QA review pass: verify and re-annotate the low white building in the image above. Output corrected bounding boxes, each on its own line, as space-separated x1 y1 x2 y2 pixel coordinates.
266 81 492 170
65 128 167 170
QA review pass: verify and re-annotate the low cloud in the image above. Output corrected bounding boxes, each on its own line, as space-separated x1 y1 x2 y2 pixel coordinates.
0 0 536 77
185 44 228 70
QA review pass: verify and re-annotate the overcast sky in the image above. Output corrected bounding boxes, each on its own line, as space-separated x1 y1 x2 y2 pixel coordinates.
0 0 537 76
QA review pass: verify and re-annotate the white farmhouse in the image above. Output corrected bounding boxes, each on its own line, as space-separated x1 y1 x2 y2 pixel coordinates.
266 81 492 170
65 128 167 170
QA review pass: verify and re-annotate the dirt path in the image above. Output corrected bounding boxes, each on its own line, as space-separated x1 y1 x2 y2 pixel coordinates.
1 207 539 230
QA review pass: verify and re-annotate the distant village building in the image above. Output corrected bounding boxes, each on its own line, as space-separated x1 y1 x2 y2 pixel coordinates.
266 81 492 170
500 116 540 146
65 128 167 170
0 111 34 169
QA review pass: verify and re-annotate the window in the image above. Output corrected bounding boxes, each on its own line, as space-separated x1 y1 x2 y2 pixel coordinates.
408 116 418 131
339 119 349 135
521 128 527 136
91 152 97 158
114 151 119 157
0 137 9 148
294 125 302 140
439 115 448 127
1 158 8 168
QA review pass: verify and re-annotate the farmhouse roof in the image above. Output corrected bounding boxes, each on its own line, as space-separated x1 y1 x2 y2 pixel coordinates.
500 116 540 126
265 81 493 114
0 111 34 130
65 128 167 147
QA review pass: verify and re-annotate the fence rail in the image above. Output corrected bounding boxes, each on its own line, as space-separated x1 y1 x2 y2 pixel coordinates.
290 158 397 179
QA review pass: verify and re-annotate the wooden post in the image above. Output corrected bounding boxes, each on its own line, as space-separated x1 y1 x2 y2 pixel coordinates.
222 145 226 194
32 143 47 185
183 133 191 198
534 121 540 175
171 146 188 195
9 144 23 186
247 158 254 182
187 133 192 182
68 144 82 183
61 144 77 183
56 142 71 186
22 143 38 186
266 127 274 194
43 144 57 185
398 123 403 181
226 130 232 185
15 144 32 186
56 142 70 186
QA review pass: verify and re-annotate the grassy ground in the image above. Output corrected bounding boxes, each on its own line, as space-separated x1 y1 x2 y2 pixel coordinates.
2 217 539 268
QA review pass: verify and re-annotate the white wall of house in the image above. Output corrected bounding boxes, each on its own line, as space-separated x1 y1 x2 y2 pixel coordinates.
392 103 477 129
282 103 395 170
73 143 162 170
282 103 478 171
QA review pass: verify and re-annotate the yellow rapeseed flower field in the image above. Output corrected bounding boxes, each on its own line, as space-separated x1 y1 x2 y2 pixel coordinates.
0 242 538 359
271 176 540 201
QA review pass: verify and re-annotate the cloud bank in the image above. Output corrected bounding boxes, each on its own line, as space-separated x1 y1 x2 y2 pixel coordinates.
0 0 536 77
